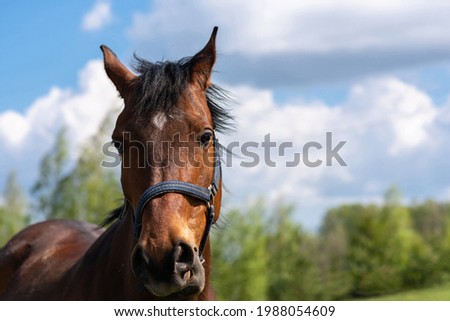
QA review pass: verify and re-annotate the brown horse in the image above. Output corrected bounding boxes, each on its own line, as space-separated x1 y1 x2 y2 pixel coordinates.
0 27 233 300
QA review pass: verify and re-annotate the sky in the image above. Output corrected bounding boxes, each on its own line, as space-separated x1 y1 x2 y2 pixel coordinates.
1 0 450 230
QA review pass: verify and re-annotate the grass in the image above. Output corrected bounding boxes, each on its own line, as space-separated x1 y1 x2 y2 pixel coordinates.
367 283 450 300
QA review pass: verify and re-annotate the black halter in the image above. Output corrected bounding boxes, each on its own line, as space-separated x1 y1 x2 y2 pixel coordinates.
130 138 221 261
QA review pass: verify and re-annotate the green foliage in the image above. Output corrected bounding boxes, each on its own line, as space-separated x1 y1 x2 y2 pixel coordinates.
401 234 438 287
318 211 353 299
212 201 323 300
384 184 403 206
350 206 404 295
32 113 121 223
266 203 321 300
410 201 447 247
212 203 268 300
53 114 122 222
368 282 450 301
32 127 69 219
319 202 444 298
0 171 29 246
212 191 450 300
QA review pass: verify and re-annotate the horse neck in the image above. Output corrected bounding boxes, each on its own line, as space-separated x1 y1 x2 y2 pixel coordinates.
63 214 151 299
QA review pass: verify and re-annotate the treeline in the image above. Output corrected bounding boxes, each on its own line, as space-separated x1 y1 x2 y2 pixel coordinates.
211 194 450 300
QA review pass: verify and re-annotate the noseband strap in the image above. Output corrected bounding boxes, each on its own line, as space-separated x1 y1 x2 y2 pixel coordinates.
132 138 221 259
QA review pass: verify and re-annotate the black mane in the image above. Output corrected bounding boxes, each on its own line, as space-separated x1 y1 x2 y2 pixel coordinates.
132 55 234 134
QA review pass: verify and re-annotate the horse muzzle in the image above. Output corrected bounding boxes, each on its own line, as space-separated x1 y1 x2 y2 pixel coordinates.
131 242 205 297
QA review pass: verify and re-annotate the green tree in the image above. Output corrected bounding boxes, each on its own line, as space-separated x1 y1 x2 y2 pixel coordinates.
319 210 353 299
266 203 321 300
59 113 121 222
211 201 269 300
211 196 450 300
384 184 403 207
31 111 121 223
0 171 28 246
409 201 448 282
401 232 438 287
31 127 70 219
323 201 432 297
410 200 446 248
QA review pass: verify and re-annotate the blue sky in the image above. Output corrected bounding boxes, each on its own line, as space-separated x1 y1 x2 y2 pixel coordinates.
0 1 146 112
2 0 450 230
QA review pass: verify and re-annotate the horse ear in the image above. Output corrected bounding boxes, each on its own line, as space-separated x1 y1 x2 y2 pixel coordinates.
100 45 137 97
190 27 218 89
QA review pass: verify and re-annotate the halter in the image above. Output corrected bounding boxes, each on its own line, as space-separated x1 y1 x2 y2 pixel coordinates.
130 137 221 261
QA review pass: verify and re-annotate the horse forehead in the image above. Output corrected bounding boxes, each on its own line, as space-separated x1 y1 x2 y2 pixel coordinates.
152 112 168 130
182 89 212 124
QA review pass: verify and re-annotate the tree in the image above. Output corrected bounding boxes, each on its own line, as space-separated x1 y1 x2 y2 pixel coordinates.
266 203 321 300
31 111 122 223
0 170 28 246
59 112 121 222
211 201 269 300
319 210 353 299
384 184 403 207
410 200 446 247
31 127 70 219
322 202 433 297
409 201 450 284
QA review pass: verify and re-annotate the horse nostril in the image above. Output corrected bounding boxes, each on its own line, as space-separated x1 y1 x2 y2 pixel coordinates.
173 242 195 276
131 244 151 279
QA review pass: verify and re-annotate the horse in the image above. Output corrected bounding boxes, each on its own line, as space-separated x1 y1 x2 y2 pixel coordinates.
0 27 233 300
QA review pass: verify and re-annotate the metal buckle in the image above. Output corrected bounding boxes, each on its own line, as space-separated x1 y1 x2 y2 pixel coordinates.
208 183 218 196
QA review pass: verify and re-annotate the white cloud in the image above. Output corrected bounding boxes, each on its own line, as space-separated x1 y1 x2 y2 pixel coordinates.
81 1 113 31
220 76 446 229
345 77 437 155
18 60 120 148
0 111 30 147
0 60 121 189
128 0 450 56
126 0 450 89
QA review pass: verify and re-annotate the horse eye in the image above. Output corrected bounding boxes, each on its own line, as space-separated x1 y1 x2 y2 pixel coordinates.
199 131 213 147
112 140 123 153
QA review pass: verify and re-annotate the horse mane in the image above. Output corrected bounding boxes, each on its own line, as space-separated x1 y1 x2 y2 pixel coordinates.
101 205 124 227
102 55 235 227
132 55 234 134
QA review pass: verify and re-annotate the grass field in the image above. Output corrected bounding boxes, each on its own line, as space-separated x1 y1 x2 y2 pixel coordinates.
368 283 450 300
